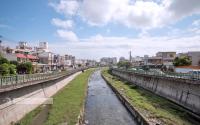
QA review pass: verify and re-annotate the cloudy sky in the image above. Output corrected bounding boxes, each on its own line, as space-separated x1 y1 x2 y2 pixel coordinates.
0 0 200 60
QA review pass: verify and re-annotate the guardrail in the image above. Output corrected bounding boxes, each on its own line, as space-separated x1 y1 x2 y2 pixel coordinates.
0 67 89 89
111 68 200 81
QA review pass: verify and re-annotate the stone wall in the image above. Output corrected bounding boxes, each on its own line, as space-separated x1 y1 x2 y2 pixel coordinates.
0 72 81 125
112 69 200 116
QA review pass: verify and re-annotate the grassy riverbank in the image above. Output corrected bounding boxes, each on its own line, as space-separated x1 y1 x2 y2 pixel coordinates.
102 69 197 125
17 69 95 125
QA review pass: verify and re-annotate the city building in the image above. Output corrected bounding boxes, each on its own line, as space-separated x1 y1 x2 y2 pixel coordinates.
37 52 55 71
144 55 162 67
75 59 87 67
119 57 127 62
156 52 176 66
34 42 49 52
64 55 75 68
131 56 144 66
100 57 117 66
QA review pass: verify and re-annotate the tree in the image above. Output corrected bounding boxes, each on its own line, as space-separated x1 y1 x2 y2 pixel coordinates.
117 61 132 69
0 56 9 65
17 62 33 74
10 60 19 66
0 63 10 76
173 56 192 66
9 64 16 75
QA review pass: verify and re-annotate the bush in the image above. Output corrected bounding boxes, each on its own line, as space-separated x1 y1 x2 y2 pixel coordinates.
0 57 9 65
9 64 16 75
17 62 33 74
10 60 19 66
173 56 192 66
0 63 10 76
117 61 132 69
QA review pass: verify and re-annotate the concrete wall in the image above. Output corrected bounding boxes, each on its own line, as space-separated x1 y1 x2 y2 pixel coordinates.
0 72 80 125
111 69 200 116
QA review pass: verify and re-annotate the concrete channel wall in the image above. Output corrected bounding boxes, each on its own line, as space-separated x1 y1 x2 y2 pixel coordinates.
0 72 81 125
111 69 200 116
102 75 149 125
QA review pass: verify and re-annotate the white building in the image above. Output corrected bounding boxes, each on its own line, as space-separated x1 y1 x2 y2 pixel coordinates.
64 55 75 68
35 42 49 52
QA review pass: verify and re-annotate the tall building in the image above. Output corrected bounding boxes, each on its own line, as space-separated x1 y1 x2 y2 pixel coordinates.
100 57 117 66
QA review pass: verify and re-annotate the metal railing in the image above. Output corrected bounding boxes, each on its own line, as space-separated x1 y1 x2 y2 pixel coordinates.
112 68 200 81
0 67 88 89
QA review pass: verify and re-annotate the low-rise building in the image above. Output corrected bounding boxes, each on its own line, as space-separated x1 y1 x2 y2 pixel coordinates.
131 56 144 66
64 55 75 68
156 52 176 66
144 55 162 67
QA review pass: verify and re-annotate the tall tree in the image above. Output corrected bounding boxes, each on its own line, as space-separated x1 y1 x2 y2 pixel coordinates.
173 56 192 66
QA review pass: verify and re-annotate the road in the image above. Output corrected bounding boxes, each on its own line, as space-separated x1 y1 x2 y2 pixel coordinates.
85 70 138 125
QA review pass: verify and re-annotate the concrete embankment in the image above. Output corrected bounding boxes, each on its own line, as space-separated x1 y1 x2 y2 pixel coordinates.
111 69 200 117
101 73 149 125
0 72 81 125
102 69 200 125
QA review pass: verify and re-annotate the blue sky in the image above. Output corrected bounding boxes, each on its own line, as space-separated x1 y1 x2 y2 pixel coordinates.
0 0 200 60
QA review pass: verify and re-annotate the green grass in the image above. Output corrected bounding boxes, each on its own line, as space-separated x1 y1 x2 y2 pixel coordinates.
102 69 195 125
17 69 95 125
14 106 42 125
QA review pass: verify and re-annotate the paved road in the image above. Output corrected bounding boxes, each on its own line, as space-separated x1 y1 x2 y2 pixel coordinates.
85 70 138 125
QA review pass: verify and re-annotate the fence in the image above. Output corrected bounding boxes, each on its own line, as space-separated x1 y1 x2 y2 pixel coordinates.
112 68 200 80
0 68 87 89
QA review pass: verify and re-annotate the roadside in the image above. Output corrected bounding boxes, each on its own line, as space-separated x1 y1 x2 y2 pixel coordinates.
101 69 199 125
16 68 95 125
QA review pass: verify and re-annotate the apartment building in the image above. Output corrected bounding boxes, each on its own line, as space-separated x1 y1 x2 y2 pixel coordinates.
156 52 176 66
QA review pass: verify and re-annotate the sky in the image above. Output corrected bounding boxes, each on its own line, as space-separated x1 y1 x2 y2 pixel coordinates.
0 0 200 60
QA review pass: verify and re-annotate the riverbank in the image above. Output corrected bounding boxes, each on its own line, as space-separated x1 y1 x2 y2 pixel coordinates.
102 69 198 125
16 69 95 125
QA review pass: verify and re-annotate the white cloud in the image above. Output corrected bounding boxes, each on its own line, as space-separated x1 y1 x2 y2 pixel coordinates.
49 0 79 16
49 0 200 29
56 29 78 42
51 18 73 29
192 19 200 26
50 33 200 60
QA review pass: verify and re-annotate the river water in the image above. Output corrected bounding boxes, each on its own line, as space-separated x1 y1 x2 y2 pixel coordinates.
85 70 138 125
